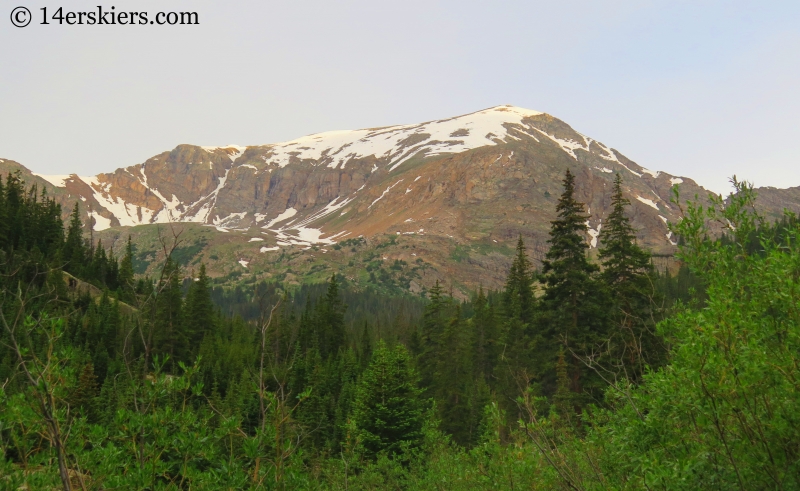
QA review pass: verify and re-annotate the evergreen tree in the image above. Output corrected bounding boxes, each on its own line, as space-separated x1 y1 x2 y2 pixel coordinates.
317 273 346 359
185 263 215 349
359 320 373 364
63 202 86 274
598 173 663 376
436 306 476 446
350 341 424 460
471 287 498 382
70 360 100 422
539 169 609 396
503 236 536 325
153 256 186 364
418 281 449 394
118 236 134 293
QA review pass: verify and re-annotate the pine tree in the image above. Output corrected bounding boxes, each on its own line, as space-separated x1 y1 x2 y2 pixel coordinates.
317 274 346 359
185 263 215 350
118 236 135 294
472 287 498 382
63 202 86 274
539 169 609 395
503 236 536 325
359 321 372 364
436 306 475 446
418 281 448 393
71 361 99 422
598 174 662 376
350 341 424 460
153 256 186 364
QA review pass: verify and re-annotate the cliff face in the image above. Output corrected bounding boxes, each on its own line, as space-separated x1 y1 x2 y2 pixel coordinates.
3 105 797 294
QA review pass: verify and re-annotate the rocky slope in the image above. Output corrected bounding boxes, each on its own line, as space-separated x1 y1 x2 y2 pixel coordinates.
2 105 797 295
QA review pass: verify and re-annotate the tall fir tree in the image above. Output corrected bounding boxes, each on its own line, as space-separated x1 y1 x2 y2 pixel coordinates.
503 236 536 325
349 341 424 461
118 236 135 296
471 287 498 383
539 169 610 396
185 263 215 350
63 202 86 274
153 256 186 364
317 273 346 359
598 174 663 376
418 280 449 394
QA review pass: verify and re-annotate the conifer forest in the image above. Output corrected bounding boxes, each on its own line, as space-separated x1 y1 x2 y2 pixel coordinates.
1 169 798 490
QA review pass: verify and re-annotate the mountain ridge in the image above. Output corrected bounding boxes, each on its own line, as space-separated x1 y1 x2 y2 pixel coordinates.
2 105 798 295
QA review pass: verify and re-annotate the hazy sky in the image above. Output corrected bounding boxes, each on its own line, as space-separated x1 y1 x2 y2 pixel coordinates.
2 0 799 194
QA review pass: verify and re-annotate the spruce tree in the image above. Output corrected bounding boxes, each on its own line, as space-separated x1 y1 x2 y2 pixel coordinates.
436 306 476 446
153 256 186 364
359 321 372 364
118 236 134 293
63 202 86 274
350 341 424 460
539 169 609 395
70 360 100 423
185 263 215 349
503 236 536 325
317 273 346 359
418 280 448 393
598 174 662 376
472 287 498 382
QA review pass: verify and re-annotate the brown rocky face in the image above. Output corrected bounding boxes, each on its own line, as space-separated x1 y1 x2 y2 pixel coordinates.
3 105 798 295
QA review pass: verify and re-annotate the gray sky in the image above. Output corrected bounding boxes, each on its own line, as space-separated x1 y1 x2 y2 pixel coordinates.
2 0 799 194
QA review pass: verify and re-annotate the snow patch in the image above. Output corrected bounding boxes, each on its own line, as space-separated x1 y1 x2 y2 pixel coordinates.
238 259 249 268
260 246 279 253
636 196 660 211
264 208 298 229
214 211 248 228
532 128 587 160
249 237 264 242
202 145 247 162
89 211 112 231
641 168 660 178
252 105 543 173
370 179 404 209
33 173 72 187
670 177 684 185
586 220 602 248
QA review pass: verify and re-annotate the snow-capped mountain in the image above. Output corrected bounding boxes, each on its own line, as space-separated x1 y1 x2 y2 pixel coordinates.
20 105 700 253
9 104 793 293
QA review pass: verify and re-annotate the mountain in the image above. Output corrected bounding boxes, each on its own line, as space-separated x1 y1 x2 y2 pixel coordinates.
2 105 797 295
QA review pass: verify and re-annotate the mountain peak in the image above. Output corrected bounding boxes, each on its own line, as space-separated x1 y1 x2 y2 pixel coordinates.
24 105 696 260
